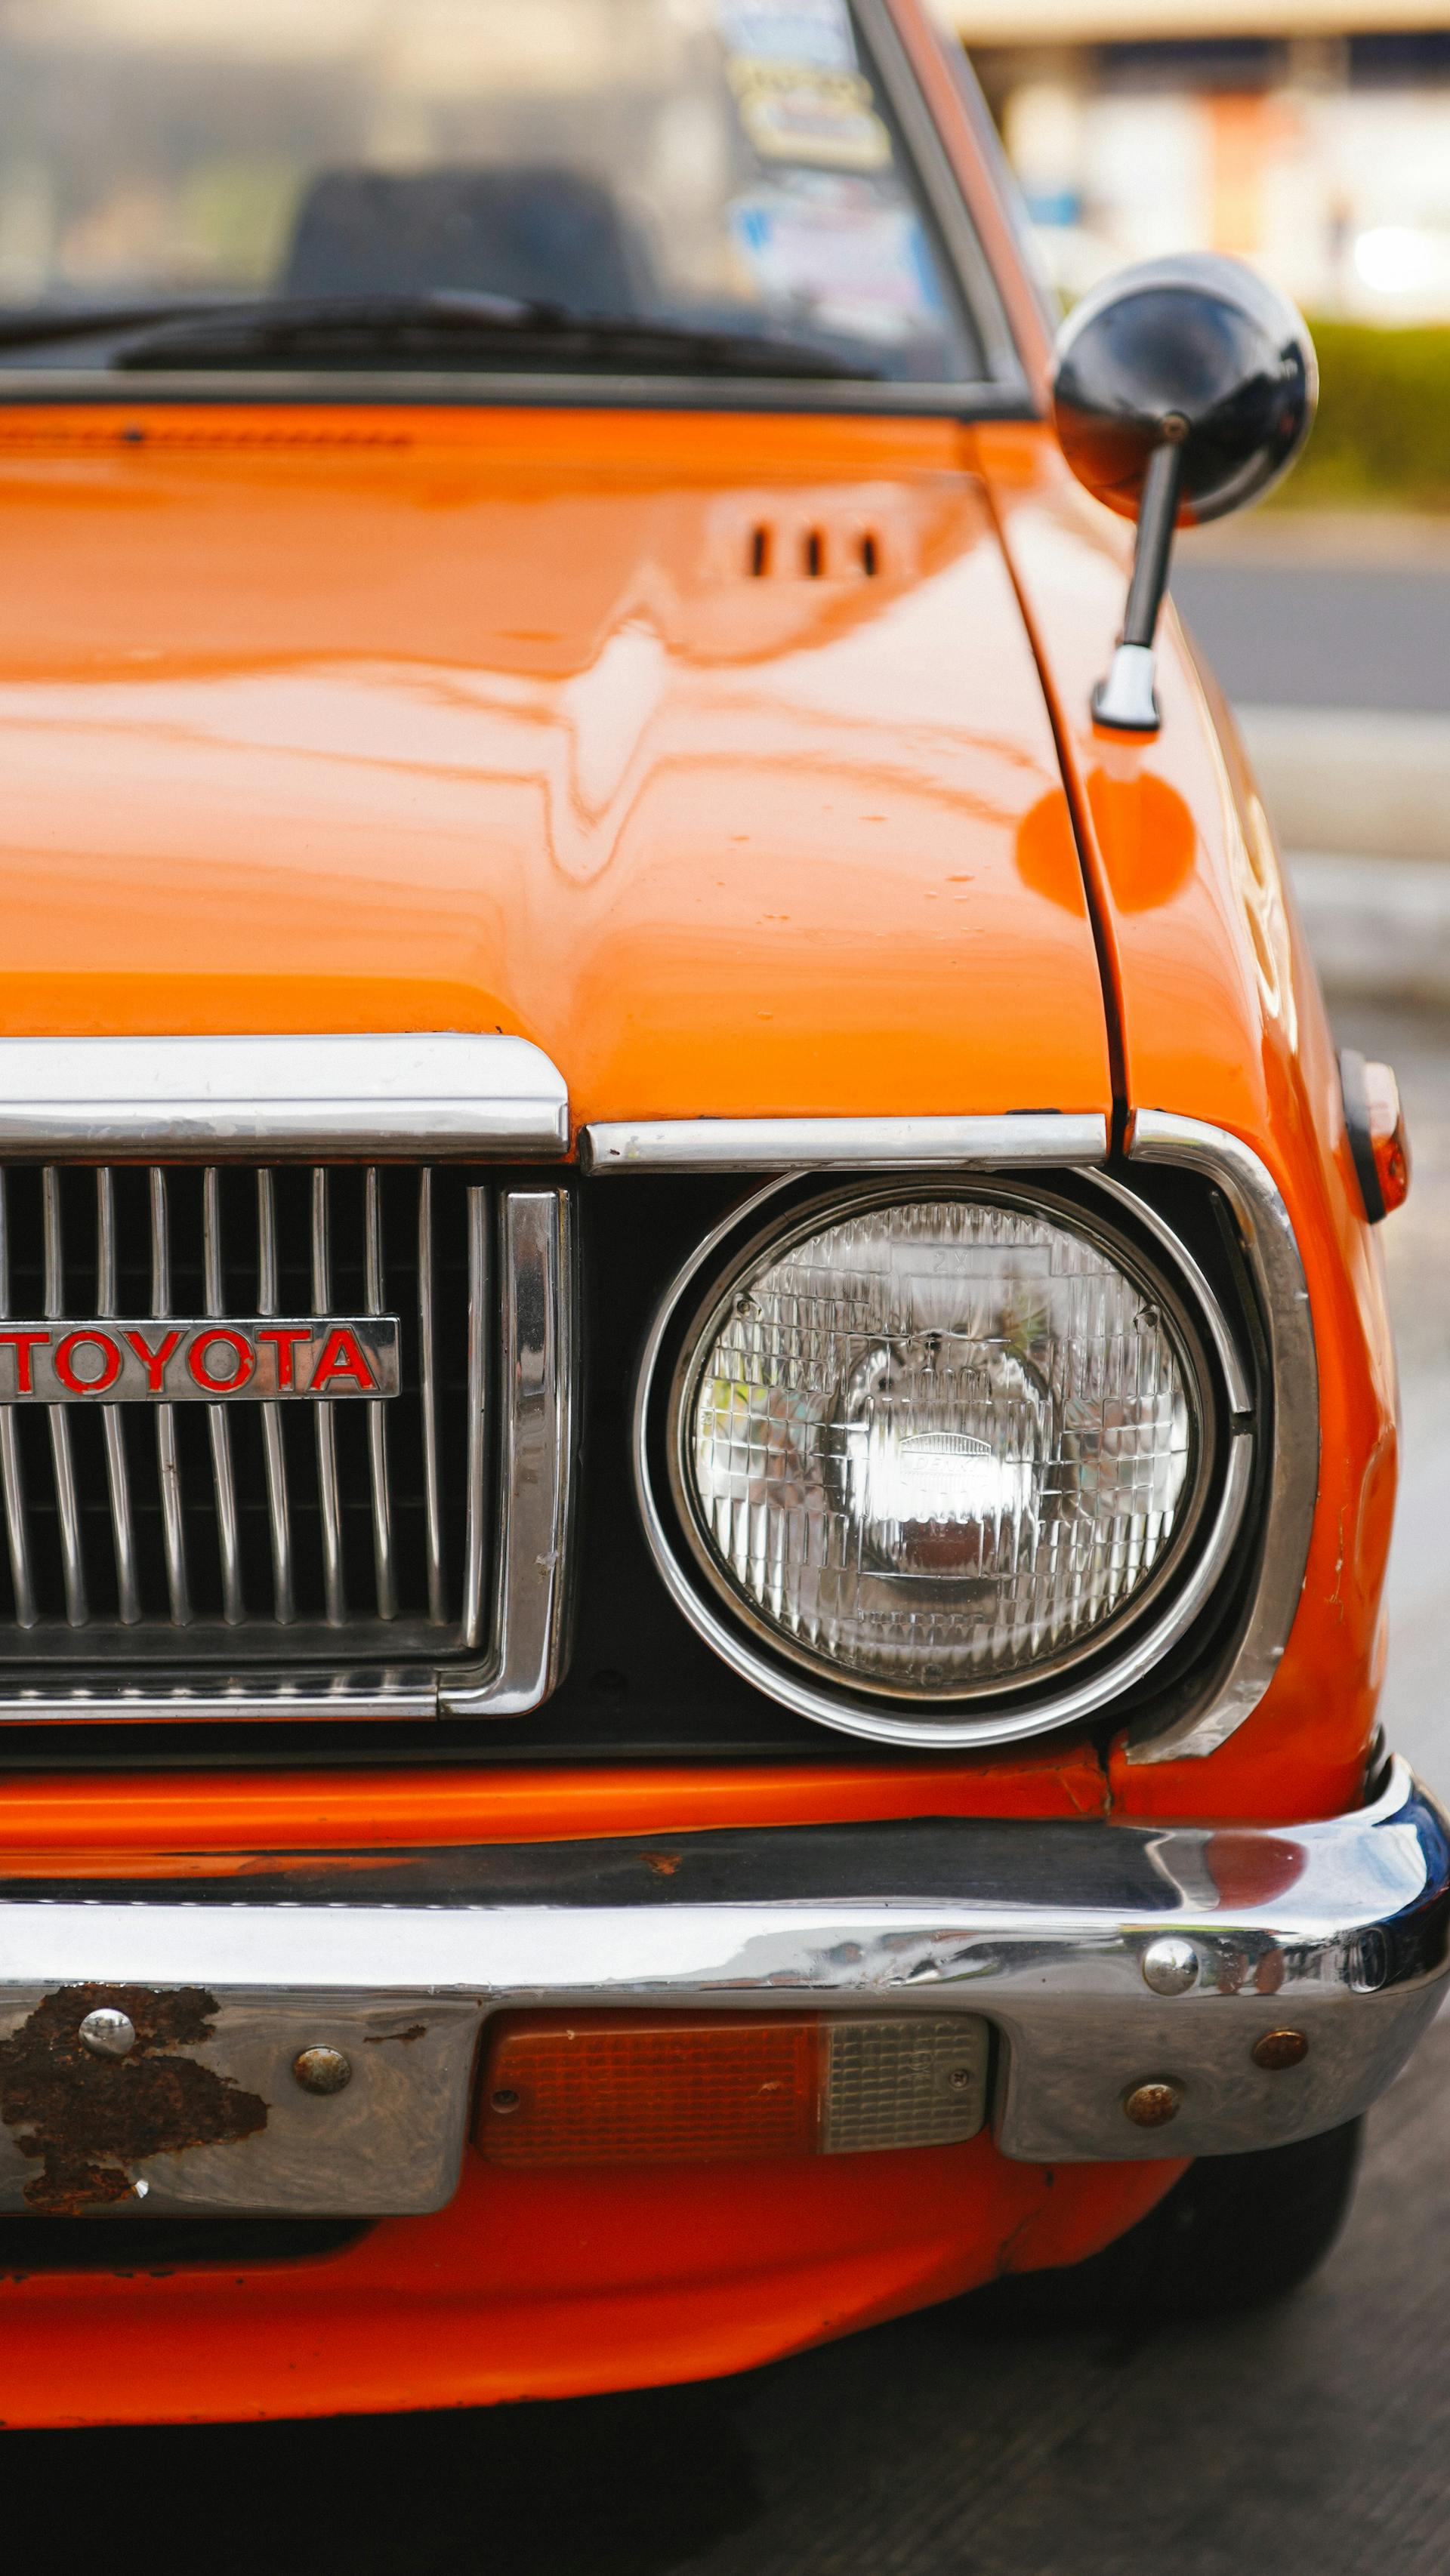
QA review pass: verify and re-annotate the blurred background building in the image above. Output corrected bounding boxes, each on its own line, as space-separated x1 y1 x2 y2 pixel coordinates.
936 1 1450 319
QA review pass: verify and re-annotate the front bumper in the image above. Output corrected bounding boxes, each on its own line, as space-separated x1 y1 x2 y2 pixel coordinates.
0 1754 1445 2217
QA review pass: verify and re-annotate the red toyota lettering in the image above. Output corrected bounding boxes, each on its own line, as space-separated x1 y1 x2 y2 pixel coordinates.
308 1327 378 1394
0 1330 50 1394
54 1330 122 1395
122 1327 183 1393
188 1329 255 1394
257 1327 310 1389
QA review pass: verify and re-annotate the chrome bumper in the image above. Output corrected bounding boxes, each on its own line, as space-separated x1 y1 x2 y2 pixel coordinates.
0 1755 1444 2218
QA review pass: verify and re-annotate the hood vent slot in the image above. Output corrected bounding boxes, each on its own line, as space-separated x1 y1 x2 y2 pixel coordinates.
745 519 884 581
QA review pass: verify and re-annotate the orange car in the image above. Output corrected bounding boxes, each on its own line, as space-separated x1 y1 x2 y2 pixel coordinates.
0 0 1437 2432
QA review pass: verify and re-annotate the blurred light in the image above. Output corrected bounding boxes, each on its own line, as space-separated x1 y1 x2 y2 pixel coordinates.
1353 226 1437 296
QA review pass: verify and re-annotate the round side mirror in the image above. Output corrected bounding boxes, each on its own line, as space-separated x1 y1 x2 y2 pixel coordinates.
1050 254 1316 729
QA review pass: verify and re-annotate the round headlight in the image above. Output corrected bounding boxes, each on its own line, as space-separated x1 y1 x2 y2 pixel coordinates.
661 1187 1217 1704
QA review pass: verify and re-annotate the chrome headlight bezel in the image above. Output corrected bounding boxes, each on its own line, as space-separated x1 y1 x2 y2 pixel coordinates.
634 1172 1254 1749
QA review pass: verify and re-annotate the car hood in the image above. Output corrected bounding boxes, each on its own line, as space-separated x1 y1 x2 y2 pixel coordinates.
0 404 1112 1126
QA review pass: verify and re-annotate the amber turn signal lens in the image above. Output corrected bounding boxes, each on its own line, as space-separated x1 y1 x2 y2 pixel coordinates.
1342 1048 1411 1222
1364 1059 1411 1217
479 2014 820 2168
475 2011 989 2168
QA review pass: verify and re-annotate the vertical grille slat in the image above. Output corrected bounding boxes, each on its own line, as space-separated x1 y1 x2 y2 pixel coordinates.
96 1169 140 1625
364 1167 396 1622
311 1167 344 1627
418 1168 446 1627
202 1167 244 1626
255 1169 295 1626
461 1185 490 1651
150 1167 192 1627
0 1174 37 1629
42 1166 86 1627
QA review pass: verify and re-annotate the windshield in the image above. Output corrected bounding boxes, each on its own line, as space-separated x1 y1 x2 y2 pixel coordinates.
0 0 985 382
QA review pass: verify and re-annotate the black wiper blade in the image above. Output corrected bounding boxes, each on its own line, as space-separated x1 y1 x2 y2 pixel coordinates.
110 291 875 381
0 297 247 352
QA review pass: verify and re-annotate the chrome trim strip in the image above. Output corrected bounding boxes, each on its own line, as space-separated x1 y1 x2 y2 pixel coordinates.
202 1168 243 1627
0 1671 437 1722
310 1170 344 1628
0 1034 569 1160
441 1190 576 1719
1125 1113 1320 1762
96 1170 140 1625
0 1757 1436 2189
255 1169 295 1625
42 1167 85 1627
418 1170 446 1628
633 1172 1253 1752
582 1111 1110 1174
150 1169 190 1627
0 1176 35 1629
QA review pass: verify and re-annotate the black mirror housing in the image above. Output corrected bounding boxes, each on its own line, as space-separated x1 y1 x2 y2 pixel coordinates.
1050 254 1316 731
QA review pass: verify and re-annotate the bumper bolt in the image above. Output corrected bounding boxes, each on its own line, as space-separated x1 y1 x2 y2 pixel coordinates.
1251 2028 1309 2072
293 2046 352 2096
79 2007 137 2060
1141 1937 1199 1996
1123 2078 1183 2128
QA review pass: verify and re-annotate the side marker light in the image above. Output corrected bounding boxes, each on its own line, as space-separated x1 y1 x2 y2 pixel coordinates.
474 2011 990 2168
1341 1048 1411 1220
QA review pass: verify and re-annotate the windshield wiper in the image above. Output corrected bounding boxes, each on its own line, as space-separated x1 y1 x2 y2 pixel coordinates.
0 297 251 352
103 291 875 381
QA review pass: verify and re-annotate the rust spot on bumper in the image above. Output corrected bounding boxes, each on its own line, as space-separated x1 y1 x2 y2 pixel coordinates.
0 1984 267 2214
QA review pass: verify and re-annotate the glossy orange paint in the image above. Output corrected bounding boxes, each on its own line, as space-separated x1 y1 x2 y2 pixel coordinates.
0 402 1110 1128
0 1739 1108 1863
0 2134 1181 2431
975 423 1397 1826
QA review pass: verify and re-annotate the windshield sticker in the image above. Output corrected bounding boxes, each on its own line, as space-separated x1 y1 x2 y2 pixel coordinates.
729 62 892 171
729 190 943 341
714 0 858 70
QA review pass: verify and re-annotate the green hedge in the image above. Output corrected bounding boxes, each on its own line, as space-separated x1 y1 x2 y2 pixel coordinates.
1276 319 1450 510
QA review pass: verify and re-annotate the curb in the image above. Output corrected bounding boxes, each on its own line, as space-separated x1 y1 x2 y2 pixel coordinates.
1242 708 1450 867
1289 854 1450 1003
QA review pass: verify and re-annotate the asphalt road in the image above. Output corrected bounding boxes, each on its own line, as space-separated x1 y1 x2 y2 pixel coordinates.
9 553 1450 2572
1174 550 1450 713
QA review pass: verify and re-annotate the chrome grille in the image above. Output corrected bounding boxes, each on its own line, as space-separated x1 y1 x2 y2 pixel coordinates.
0 1163 484 1662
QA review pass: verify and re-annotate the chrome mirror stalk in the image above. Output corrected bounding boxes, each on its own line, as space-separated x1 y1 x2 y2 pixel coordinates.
1091 433 1185 732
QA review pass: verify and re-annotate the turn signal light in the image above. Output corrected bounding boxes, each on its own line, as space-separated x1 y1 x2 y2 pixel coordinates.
1341 1048 1411 1222
475 2011 989 2168
1364 1058 1411 1217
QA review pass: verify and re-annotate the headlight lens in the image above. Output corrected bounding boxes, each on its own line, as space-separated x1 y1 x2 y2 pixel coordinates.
677 1194 1202 1698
